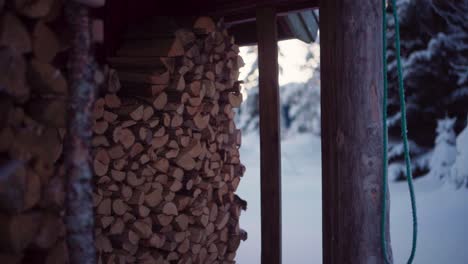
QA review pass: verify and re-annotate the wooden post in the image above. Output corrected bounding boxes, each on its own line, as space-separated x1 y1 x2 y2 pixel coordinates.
256 7 282 264
321 0 393 263
64 2 96 264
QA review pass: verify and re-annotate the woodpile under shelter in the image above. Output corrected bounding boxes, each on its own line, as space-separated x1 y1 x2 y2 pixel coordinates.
0 0 390 263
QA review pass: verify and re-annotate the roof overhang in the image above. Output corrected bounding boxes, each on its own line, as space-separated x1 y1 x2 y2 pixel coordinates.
103 0 320 55
226 10 319 46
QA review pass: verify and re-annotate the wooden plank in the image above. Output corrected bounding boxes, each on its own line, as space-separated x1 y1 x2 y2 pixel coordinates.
320 0 392 263
256 7 282 264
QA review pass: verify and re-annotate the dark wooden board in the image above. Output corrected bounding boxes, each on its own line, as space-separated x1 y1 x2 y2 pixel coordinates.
256 7 282 264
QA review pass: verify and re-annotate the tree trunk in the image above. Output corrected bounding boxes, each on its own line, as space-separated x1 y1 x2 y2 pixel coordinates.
320 0 393 263
64 2 96 264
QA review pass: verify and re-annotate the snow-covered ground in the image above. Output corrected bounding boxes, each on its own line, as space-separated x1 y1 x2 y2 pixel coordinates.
236 133 468 264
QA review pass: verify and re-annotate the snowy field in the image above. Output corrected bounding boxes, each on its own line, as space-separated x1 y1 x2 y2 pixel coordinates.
236 133 468 264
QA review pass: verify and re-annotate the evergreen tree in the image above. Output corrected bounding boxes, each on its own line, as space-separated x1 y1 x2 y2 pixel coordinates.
236 41 321 138
386 0 468 180
451 116 468 188
235 46 260 133
428 117 457 182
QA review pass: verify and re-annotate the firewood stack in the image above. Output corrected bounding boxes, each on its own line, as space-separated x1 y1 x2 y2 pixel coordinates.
0 0 70 263
92 17 248 263
0 0 105 263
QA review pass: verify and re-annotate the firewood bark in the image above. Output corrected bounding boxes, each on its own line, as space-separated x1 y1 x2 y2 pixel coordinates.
64 2 96 264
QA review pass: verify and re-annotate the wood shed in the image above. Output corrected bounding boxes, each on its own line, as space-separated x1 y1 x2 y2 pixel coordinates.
0 0 389 263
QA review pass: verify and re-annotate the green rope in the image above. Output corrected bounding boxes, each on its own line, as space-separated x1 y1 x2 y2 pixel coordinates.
381 0 418 263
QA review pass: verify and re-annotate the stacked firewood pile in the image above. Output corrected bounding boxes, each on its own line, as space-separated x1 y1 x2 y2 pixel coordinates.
92 17 248 263
0 1 105 263
0 0 70 263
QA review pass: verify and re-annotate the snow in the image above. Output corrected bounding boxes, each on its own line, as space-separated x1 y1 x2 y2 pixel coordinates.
451 117 468 188
239 40 315 87
427 117 457 183
235 133 468 263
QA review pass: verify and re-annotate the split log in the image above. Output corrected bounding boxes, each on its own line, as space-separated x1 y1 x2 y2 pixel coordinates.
14 0 54 18
0 212 42 253
45 240 69 264
32 22 62 63
9 127 62 163
0 12 31 54
107 68 121 93
33 213 65 249
27 98 67 128
193 17 216 33
23 169 41 210
0 160 26 213
0 46 29 101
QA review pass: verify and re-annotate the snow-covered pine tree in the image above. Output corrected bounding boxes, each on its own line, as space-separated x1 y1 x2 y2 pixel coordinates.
235 46 260 133
451 116 468 188
236 85 260 133
386 0 468 180
236 42 321 138
428 117 457 183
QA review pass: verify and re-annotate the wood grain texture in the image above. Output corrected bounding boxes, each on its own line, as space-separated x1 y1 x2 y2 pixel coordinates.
320 0 393 263
256 7 282 264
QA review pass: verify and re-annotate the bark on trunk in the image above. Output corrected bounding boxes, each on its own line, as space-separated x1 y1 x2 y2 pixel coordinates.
321 0 393 263
64 2 96 264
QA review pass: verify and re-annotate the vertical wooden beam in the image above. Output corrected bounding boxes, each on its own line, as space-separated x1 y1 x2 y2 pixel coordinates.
256 7 282 264
320 0 392 263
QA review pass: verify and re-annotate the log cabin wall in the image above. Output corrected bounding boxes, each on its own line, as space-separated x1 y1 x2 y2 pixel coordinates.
92 17 248 263
0 1 73 263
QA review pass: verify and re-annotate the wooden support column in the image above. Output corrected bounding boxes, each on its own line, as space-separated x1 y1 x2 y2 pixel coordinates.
256 7 282 264
321 0 392 263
